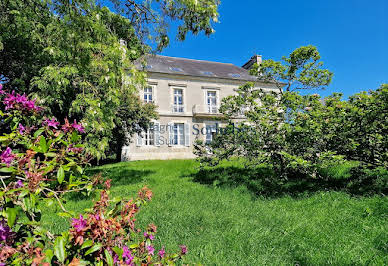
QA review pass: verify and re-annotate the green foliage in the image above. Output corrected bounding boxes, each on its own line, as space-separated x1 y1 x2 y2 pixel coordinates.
108 0 220 50
0 87 187 265
251 45 333 92
196 81 387 187
43 159 388 265
0 0 220 160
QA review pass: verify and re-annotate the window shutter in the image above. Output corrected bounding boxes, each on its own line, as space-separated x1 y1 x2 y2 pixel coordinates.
168 122 173 146
136 132 143 146
185 123 190 147
154 122 160 146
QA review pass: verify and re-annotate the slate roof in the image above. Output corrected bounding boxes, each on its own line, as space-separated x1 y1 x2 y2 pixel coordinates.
136 54 258 81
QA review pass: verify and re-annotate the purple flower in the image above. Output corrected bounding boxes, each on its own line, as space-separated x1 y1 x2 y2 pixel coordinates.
2 91 41 111
0 220 13 242
15 180 24 188
43 118 59 129
0 84 5 95
158 247 165 259
3 91 16 110
71 215 87 232
18 123 25 134
144 232 154 240
0 147 16 167
146 245 155 256
180 245 187 255
122 246 134 265
113 254 119 264
72 119 85 133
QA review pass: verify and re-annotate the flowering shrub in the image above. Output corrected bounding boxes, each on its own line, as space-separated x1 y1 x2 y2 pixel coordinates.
0 84 187 265
48 183 187 265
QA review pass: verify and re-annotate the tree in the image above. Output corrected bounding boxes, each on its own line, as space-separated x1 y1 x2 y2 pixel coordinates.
251 45 333 93
195 46 337 178
0 0 220 159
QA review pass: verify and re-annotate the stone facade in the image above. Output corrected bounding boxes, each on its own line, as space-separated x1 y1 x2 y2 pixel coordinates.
121 55 279 161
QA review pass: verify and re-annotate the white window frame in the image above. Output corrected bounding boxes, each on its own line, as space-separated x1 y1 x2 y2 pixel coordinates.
172 87 185 113
168 122 190 147
203 88 220 114
136 121 160 147
143 85 155 103
206 90 218 113
204 121 219 144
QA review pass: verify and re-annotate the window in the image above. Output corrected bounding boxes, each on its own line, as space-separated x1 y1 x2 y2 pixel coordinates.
143 128 154 145
200 71 214 76
205 124 218 144
173 88 184 113
228 73 241 78
169 67 183 72
173 123 185 145
144 86 153 103
136 122 160 147
206 91 218 113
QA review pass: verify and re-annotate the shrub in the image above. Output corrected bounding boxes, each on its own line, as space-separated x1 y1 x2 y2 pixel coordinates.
195 83 388 194
0 84 187 265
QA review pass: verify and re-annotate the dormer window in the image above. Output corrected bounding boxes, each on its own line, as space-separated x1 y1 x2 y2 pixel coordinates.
169 67 183 72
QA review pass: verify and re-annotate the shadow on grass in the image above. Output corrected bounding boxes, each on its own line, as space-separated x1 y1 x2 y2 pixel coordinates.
189 165 387 198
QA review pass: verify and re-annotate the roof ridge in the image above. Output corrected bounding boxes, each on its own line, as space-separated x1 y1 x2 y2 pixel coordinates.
153 54 235 66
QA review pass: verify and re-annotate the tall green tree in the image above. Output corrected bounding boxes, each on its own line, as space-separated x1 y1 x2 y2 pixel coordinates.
0 0 220 159
251 45 333 93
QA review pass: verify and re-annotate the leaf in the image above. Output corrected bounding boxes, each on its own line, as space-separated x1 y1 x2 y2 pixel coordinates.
57 166 65 184
44 249 54 262
0 167 15 173
40 136 48 153
81 240 94 249
54 236 67 263
85 243 102 256
5 208 18 227
112 246 123 258
33 128 44 138
45 152 57 157
104 249 114 266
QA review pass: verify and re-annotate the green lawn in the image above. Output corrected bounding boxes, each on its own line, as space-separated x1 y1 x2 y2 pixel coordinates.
42 160 388 265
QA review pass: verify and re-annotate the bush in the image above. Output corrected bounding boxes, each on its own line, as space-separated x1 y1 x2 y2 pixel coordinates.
0 84 187 265
195 83 387 194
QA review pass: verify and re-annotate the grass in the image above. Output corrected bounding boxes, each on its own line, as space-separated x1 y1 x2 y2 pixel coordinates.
41 160 388 265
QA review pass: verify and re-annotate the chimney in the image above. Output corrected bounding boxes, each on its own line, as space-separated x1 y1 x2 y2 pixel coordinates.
242 54 262 70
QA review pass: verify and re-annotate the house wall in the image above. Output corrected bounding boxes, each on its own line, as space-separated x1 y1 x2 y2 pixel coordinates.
121 72 279 161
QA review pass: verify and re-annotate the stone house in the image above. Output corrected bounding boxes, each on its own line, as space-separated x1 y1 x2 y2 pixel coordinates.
121 54 280 161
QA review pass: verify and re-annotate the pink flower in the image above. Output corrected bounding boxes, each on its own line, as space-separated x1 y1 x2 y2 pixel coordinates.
0 220 13 242
0 147 16 167
144 232 154 240
3 91 16 110
18 123 25 134
15 180 24 188
158 247 165 258
0 84 5 95
72 119 85 133
2 91 41 111
43 118 59 129
122 246 134 265
71 215 87 232
146 245 155 256
180 245 187 255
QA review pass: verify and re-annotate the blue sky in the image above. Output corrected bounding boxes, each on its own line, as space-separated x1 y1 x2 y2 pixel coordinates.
160 0 387 98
